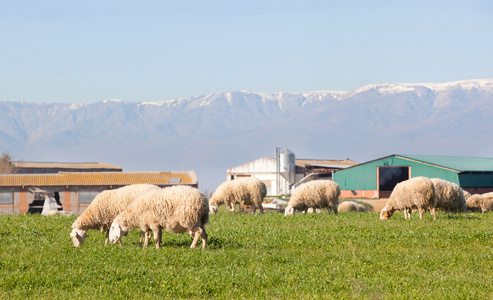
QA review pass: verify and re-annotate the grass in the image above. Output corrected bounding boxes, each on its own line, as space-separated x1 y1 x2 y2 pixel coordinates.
0 210 492 299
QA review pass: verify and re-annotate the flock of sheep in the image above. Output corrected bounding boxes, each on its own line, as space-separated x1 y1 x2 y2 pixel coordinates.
69 176 492 249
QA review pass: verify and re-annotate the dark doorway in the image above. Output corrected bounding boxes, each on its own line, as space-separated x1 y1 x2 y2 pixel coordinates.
378 167 409 198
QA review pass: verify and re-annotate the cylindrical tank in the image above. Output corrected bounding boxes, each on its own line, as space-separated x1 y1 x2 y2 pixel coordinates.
280 148 295 184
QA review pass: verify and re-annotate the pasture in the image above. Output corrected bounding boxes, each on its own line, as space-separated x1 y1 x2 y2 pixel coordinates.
0 210 492 299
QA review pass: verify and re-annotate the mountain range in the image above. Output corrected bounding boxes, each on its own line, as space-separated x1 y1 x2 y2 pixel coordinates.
1 79 492 192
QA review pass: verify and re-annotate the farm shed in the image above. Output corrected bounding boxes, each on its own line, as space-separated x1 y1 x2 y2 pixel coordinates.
227 156 356 196
0 171 198 215
333 154 493 198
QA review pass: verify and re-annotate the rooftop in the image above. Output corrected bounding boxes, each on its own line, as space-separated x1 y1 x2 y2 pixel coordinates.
0 171 197 187
399 155 493 172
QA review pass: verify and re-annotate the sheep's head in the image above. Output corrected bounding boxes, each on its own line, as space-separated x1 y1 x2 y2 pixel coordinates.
70 228 87 247
209 205 219 214
284 206 295 216
380 207 394 220
108 221 126 244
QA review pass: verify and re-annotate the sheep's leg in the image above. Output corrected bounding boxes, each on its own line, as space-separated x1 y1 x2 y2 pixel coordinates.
152 228 161 249
139 230 145 246
143 231 152 248
258 203 264 214
404 209 412 219
200 227 208 249
190 227 207 249
190 228 200 248
229 203 236 213
105 231 109 246
418 208 425 220
430 207 437 220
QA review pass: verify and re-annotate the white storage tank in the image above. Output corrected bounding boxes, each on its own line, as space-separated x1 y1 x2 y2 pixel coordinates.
280 148 295 184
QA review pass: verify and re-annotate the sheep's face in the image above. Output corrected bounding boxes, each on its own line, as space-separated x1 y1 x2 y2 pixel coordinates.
380 207 394 220
108 221 124 244
70 228 87 247
284 206 295 216
209 205 218 214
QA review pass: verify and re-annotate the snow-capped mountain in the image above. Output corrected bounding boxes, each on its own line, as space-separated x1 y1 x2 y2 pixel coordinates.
1 79 492 192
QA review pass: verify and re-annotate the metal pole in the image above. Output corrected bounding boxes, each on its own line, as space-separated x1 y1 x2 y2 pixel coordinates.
276 147 280 196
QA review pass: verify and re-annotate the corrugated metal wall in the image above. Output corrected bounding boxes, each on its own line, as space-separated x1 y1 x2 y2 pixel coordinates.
333 156 460 190
459 173 493 188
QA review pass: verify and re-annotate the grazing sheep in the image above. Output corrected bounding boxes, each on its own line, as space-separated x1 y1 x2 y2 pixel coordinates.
284 180 340 216
209 177 267 214
109 185 209 249
44 210 74 216
462 190 472 200
466 194 483 212
481 194 493 212
467 193 493 212
430 178 467 213
380 177 436 220
337 201 368 212
70 184 160 247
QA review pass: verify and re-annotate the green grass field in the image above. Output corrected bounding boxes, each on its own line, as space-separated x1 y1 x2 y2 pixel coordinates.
0 210 492 299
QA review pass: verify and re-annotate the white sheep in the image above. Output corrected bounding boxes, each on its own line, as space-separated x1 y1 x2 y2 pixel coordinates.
209 177 267 214
430 178 467 213
466 194 483 212
466 193 493 212
44 210 74 216
481 194 493 212
380 177 436 220
462 190 472 201
109 185 209 249
284 180 340 216
70 184 160 247
337 201 368 212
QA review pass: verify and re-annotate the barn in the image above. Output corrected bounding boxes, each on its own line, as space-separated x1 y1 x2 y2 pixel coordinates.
0 170 198 215
227 149 357 196
333 154 493 199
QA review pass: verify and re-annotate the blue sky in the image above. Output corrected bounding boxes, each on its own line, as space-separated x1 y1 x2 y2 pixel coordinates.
1 0 492 103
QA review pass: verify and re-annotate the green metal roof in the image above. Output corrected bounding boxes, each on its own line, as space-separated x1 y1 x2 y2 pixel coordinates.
397 155 493 172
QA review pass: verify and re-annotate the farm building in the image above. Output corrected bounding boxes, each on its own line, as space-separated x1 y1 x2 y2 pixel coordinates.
227 148 357 196
333 154 493 198
0 170 198 215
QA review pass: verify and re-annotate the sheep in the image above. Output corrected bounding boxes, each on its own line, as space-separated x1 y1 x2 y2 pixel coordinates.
44 210 74 216
209 177 267 214
430 178 467 213
284 180 340 216
481 194 493 212
337 201 368 212
70 184 160 247
109 185 209 249
466 194 483 212
466 193 493 212
462 190 472 200
380 176 436 220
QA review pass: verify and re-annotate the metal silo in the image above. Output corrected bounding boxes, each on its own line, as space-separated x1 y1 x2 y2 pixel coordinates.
279 148 295 185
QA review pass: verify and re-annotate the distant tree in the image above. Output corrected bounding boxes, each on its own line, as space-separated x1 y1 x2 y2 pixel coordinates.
0 152 18 174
